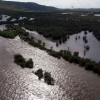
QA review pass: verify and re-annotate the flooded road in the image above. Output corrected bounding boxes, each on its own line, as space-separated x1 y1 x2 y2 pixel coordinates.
0 36 100 100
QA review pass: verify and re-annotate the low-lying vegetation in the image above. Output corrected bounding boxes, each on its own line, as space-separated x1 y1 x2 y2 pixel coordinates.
14 54 33 68
0 30 16 38
35 69 43 80
44 71 54 85
14 54 55 85
35 69 54 85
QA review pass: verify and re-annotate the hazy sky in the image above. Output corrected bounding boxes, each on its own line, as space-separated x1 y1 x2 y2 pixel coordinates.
6 0 100 8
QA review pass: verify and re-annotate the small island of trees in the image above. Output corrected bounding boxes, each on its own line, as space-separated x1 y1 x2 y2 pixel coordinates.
35 69 54 85
14 54 55 85
14 54 33 68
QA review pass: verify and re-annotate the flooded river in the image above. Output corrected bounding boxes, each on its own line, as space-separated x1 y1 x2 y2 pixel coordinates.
24 28 100 62
0 36 100 100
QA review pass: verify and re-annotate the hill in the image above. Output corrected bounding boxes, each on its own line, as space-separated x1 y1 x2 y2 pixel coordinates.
0 0 57 11
10 1 57 11
0 0 23 10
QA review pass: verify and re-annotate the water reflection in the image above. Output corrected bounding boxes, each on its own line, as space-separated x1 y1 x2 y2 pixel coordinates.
0 24 7 31
0 14 10 21
94 14 100 16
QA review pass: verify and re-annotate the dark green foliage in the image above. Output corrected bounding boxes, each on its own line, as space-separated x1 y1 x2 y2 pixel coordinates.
83 36 88 43
75 36 77 40
14 54 33 68
56 42 58 47
84 31 87 35
26 58 33 68
73 52 79 57
49 51 61 59
44 72 54 85
0 30 16 38
85 62 94 70
85 45 90 50
35 69 55 85
43 42 45 46
79 58 86 66
14 54 26 68
35 69 43 80
21 11 100 43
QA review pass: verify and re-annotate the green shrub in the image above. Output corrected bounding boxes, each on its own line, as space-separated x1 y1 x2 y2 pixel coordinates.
44 72 54 85
0 31 15 38
14 54 33 68
35 69 43 80
85 62 94 70
26 58 33 68
14 54 26 68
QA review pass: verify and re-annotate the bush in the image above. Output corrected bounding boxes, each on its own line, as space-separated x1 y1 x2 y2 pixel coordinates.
14 54 26 68
73 52 79 57
44 72 54 85
49 51 61 59
0 31 15 39
26 58 34 68
35 69 43 80
79 58 86 66
85 62 94 70
14 54 33 68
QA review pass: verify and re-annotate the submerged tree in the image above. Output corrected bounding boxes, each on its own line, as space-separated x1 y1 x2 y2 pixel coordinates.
44 72 54 85
26 58 34 68
35 69 43 80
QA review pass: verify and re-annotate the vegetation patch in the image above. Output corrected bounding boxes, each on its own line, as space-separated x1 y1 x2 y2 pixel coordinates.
35 69 43 80
44 71 54 85
0 30 16 38
14 54 34 68
25 58 33 68
35 69 55 85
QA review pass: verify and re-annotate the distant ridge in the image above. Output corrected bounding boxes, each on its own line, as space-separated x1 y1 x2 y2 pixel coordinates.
10 1 57 11
0 0 57 11
0 0 23 10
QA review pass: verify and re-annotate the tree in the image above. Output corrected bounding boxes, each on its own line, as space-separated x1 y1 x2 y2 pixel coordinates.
14 54 26 68
35 69 43 80
56 42 59 47
26 58 34 68
44 72 54 85
73 52 79 57
75 36 77 40
43 42 45 47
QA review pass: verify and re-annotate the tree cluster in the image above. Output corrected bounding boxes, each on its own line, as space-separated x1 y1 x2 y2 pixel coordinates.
14 54 33 68
35 69 54 85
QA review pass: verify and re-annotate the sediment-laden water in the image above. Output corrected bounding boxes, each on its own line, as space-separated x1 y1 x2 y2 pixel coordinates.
0 36 100 100
24 28 100 62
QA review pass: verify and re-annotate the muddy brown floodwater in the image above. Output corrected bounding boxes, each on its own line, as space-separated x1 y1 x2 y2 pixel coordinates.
24 28 100 62
0 36 100 100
